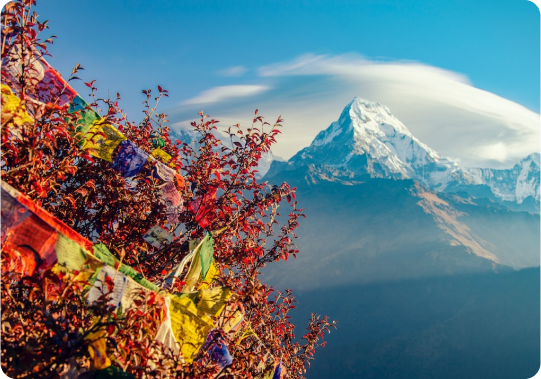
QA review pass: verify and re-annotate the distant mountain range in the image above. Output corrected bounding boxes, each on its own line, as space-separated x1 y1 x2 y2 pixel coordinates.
265 98 540 213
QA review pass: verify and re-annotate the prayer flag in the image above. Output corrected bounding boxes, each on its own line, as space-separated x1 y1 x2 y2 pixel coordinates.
55 232 90 272
200 233 214 280
159 181 183 225
272 362 286 379
110 139 148 175
152 159 176 182
1 84 34 126
197 287 231 317
2 213 58 276
87 265 128 309
68 95 100 145
168 295 214 363
85 318 112 370
35 65 77 106
151 148 172 164
155 295 182 356
83 119 127 162
235 323 259 345
143 225 174 249
3 45 77 106
1 186 30 240
182 242 203 292
208 337 233 369
200 261 219 290
222 309 244 334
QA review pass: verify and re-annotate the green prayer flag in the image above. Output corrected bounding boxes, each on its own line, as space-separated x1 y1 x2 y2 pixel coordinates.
68 95 100 146
200 233 214 280
92 243 159 292
92 243 117 267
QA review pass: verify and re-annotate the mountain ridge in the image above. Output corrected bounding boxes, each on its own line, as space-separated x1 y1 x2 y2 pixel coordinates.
264 97 539 211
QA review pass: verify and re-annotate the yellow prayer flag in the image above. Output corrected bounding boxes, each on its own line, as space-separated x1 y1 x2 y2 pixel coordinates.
197 286 231 317
199 261 219 290
85 318 111 370
151 148 172 164
82 118 126 162
168 295 214 363
182 248 202 292
1 84 34 126
223 309 243 333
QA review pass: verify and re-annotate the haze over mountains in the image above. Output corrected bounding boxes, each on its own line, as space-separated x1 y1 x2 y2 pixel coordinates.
257 98 539 378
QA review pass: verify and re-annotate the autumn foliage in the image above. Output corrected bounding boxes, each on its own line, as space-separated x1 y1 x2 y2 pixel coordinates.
1 1 335 378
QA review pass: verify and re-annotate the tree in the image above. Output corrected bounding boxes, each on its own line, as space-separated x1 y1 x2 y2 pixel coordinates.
1 1 335 378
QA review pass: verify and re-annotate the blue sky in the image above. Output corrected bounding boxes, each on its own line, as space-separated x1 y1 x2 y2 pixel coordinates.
33 0 540 167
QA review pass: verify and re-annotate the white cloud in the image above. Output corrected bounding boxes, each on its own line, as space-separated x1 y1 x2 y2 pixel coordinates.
219 65 248 77
182 85 270 105
169 54 539 169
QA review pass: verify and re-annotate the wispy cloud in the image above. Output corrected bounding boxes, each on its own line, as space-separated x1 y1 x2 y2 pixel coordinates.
182 85 270 105
219 65 248 77
169 54 539 169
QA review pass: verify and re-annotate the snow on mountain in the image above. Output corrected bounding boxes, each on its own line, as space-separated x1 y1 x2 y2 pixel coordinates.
285 97 472 191
466 153 540 204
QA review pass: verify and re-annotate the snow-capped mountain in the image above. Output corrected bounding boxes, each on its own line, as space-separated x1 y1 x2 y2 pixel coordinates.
466 153 540 204
274 97 472 191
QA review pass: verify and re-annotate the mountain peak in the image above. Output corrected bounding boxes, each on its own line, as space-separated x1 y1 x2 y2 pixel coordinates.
286 98 465 191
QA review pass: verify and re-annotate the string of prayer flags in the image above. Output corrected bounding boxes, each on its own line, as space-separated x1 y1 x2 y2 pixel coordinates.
1 84 34 126
189 187 218 229
200 233 214 280
82 118 127 162
159 181 184 225
143 225 174 249
168 295 214 363
151 148 173 164
110 139 148 176
197 287 231 317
